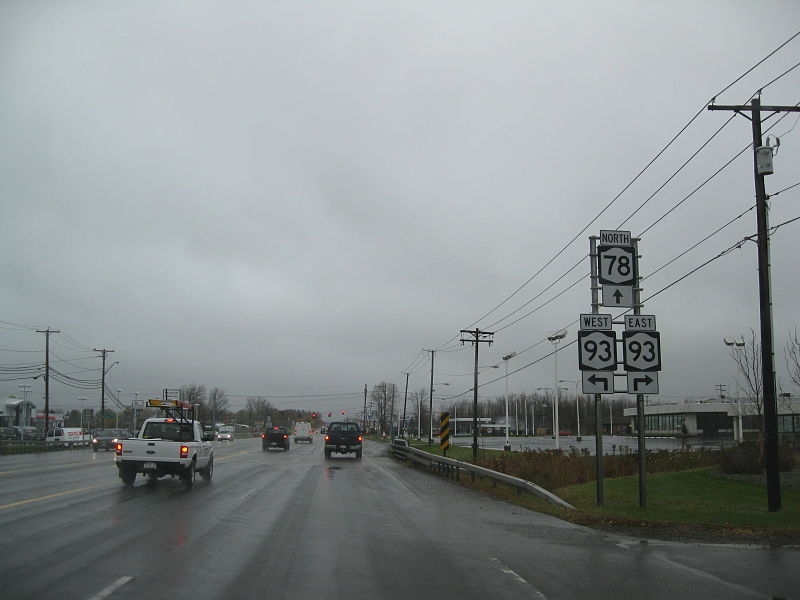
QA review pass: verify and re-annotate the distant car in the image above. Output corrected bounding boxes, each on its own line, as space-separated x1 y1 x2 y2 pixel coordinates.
293 421 313 443
92 429 132 451
262 427 290 451
12 426 43 440
0 427 17 440
218 430 233 442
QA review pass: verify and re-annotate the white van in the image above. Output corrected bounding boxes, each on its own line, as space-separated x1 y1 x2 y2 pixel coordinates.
46 427 90 447
293 422 313 443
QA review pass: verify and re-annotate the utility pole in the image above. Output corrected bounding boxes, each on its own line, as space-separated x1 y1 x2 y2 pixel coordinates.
389 383 396 438
94 348 114 430
714 383 728 400
36 328 60 434
363 384 367 433
423 349 435 445
460 329 494 460
401 371 409 438
708 97 800 512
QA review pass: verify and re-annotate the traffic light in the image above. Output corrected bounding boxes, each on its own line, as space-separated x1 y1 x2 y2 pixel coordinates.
341 410 345 415
311 413 317 418
327 412 332 417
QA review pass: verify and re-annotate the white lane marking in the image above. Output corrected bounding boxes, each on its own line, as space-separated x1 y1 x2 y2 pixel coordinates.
490 557 547 599
650 553 763 598
85 576 134 600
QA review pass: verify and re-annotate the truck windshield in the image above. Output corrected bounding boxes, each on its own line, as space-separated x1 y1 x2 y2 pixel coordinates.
329 423 359 433
142 422 193 441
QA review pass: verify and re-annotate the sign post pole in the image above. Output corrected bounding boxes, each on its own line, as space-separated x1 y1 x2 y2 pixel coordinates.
590 236 604 506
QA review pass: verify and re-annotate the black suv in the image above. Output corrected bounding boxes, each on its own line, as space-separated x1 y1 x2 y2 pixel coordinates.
262 427 290 451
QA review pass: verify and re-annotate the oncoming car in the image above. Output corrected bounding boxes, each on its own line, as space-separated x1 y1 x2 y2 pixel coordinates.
92 429 132 451
218 427 234 441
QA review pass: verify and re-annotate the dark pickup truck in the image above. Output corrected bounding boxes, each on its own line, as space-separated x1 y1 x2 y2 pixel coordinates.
262 427 290 451
324 422 363 459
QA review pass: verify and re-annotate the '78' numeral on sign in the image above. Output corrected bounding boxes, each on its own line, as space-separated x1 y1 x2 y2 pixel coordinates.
597 246 636 285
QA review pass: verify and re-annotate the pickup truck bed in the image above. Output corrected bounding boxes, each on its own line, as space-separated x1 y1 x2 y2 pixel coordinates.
115 418 213 488
324 422 363 459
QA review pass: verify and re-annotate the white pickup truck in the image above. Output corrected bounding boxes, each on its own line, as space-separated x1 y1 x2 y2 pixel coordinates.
114 416 214 488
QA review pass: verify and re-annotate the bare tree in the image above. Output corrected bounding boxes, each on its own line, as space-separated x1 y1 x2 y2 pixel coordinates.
785 326 800 390
181 384 208 419
370 382 396 435
245 396 272 429
729 329 763 434
207 387 229 425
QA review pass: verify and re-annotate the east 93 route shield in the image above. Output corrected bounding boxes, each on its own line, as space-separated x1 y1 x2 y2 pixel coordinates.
577 330 617 371
622 331 661 372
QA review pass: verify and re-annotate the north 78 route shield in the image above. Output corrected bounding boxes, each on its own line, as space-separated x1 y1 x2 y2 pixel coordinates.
577 330 617 371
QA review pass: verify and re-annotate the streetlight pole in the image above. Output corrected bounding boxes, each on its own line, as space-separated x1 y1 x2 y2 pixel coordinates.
724 337 746 443
547 330 567 450
78 397 87 430
116 389 122 428
560 379 580 441
502 352 517 451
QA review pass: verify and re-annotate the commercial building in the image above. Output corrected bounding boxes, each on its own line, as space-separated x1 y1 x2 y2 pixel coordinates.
0 397 37 427
623 396 800 441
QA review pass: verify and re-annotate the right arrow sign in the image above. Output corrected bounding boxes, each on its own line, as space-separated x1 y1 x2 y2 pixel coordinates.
627 372 659 395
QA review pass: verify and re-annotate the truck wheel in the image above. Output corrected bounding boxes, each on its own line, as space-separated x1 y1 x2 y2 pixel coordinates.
200 457 213 480
356 450 362 460
324 449 331 459
120 467 136 487
182 460 196 489
262 444 267 452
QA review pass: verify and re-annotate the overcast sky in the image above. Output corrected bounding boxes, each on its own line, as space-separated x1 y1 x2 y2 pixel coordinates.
2 1 800 416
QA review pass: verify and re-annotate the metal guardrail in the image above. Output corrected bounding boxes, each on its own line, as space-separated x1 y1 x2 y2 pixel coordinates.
390 439 574 510
0 440 89 455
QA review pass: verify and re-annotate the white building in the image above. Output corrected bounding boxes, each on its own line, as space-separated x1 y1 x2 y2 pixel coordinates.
623 396 800 440
0 397 37 427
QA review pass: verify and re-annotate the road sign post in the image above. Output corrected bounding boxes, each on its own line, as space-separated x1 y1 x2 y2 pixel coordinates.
439 411 450 456
581 232 663 508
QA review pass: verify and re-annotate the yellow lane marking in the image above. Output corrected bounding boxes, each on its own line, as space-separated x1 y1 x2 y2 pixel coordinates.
0 458 115 476
0 482 113 510
215 448 260 461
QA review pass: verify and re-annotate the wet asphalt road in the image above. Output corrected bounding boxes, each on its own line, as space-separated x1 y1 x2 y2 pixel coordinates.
0 436 797 600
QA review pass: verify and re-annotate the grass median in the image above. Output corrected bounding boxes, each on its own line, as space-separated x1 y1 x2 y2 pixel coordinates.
403 440 800 540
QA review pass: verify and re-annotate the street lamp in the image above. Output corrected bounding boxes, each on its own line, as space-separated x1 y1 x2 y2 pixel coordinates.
502 352 517 451
560 379 581 441
78 397 87 430
547 329 568 450
723 337 746 443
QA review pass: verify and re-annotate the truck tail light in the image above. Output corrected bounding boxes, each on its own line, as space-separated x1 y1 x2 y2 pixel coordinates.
325 435 330 441
180 445 189 458
261 433 266 438
283 435 288 439
115 443 123 456
357 436 363 442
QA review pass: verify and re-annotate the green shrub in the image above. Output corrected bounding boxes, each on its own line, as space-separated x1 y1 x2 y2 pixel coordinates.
719 443 762 474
